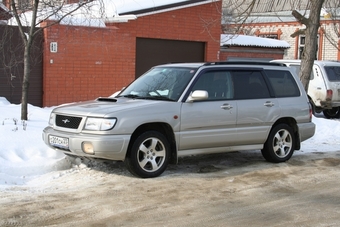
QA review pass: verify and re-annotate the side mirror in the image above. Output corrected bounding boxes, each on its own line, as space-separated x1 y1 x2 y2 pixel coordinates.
187 90 208 102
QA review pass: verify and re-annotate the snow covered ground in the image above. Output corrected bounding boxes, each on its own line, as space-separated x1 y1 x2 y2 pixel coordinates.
0 96 339 188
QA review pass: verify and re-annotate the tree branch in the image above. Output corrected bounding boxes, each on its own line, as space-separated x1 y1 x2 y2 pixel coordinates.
290 28 306 38
292 10 309 26
33 1 92 37
11 1 27 44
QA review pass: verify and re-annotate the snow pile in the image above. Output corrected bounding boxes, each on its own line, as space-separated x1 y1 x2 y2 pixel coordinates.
0 97 71 186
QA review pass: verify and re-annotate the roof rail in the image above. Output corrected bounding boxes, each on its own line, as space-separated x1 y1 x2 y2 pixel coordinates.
203 61 286 67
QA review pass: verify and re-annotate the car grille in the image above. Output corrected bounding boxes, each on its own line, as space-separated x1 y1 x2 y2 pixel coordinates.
56 115 82 129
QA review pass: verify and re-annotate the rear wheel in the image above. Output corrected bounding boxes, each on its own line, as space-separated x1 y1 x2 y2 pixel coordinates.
125 131 170 178
261 124 295 163
323 107 340 119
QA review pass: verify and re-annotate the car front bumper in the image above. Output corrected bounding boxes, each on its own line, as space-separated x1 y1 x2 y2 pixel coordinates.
42 126 130 161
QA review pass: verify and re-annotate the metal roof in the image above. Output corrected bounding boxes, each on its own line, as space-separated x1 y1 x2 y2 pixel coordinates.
223 0 313 13
221 34 290 49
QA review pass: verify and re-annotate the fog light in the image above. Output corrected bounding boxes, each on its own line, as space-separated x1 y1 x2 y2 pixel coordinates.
82 142 94 155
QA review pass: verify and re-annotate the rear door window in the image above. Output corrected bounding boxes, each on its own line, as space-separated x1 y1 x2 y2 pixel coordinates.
265 70 300 97
324 66 340 82
232 70 271 99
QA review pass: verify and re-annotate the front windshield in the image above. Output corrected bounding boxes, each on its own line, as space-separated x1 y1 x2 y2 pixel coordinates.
118 67 197 101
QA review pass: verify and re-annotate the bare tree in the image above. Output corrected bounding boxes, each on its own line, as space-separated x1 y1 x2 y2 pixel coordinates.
222 0 330 92
290 0 325 91
8 0 99 120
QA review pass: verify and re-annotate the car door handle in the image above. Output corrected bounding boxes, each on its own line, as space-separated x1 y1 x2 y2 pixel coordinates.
264 101 275 107
221 104 233 110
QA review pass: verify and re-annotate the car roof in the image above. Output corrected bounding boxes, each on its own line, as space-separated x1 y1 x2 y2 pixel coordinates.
272 59 340 66
155 63 205 68
155 61 286 69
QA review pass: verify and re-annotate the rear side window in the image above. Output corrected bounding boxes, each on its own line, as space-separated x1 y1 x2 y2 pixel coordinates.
324 66 340 81
265 70 300 97
232 70 271 99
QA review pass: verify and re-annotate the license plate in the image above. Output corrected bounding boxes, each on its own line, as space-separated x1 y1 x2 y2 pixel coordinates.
49 135 69 149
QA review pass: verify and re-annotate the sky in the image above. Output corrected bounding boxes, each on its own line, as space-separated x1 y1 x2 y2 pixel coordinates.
0 96 339 188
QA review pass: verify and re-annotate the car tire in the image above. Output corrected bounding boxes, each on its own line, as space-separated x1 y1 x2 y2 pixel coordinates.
261 124 295 163
125 131 170 178
323 107 340 119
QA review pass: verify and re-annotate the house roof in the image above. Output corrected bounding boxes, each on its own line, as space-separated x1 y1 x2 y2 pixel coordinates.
234 0 310 13
221 34 290 49
223 0 339 24
223 0 338 13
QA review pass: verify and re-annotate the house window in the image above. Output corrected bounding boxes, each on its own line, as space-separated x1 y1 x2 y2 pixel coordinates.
298 35 319 60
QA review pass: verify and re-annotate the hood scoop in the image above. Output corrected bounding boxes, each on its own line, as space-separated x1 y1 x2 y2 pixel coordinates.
96 97 118 102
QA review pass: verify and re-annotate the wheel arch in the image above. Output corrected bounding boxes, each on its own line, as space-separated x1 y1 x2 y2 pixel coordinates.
272 117 300 150
127 122 178 164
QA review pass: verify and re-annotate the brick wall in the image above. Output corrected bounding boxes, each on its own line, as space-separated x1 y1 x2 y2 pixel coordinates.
219 46 286 60
42 1 221 106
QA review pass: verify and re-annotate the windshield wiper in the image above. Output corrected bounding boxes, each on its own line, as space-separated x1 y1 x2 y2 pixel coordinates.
119 94 141 99
143 96 175 101
119 94 174 101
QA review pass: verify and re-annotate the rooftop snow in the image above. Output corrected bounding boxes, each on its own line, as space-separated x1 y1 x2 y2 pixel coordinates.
221 34 290 49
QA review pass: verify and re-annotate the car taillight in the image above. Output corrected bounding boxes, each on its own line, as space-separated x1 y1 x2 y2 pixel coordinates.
308 103 313 121
326 89 333 100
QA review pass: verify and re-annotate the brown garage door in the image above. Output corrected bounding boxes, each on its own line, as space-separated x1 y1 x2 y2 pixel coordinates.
135 38 205 78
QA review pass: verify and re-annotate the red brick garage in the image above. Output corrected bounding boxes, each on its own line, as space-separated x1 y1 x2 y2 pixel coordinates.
42 1 222 107
219 34 290 61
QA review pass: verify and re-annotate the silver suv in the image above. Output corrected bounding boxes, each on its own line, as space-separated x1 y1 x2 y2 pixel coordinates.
43 62 315 178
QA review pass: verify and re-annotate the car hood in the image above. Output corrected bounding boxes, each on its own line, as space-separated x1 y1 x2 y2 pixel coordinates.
52 97 172 117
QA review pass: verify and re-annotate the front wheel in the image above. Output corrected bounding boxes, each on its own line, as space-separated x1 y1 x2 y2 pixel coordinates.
323 107 340 119
261 124 295 163
125 131 170 178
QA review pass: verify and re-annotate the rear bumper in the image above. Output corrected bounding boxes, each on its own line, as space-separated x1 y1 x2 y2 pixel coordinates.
331 101 340 108
298 122 316 142
319 101 340 109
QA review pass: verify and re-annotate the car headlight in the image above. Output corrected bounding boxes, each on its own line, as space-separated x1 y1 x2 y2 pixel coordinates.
84 118 117 131
49 113 56 126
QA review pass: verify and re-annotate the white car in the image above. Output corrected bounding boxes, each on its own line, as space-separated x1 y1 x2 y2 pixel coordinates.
272 60 340 118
